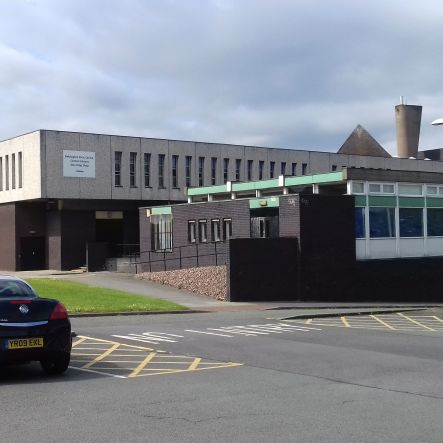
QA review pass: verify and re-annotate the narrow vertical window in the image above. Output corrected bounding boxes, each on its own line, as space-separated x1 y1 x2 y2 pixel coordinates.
223 218 232 241
172 155 179 188
144 153 151 187
0 157 3 191
5 155 9 190
211 157 217 185
114 151 122 186
18 152 22 188
223 158 229 183
247 160 253 181
198 157 205 186
211 219 221 242
11 154 16 189
188 220 196 243
291 162 297 176
235 159 241 181
270 161 275 179
185 156 192 187
280 162 286 176
302 163 308 175
198 220 207 243
158 154 165 188
259 161 264 180
130 152 137 187
151 214 173 251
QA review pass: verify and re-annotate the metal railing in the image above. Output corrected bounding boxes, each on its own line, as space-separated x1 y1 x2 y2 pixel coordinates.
134 241 228 274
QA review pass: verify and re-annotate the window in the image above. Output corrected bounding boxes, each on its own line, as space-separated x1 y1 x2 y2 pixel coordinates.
211 219 221 242
172 155 179 188
144 153 151 187
223 158 229 183
259 161 264 180
369 183 395 194
223 218 232 240
247 160 253 181
18 151 23 189
398 184 422 196
151 214 173 251
11 154 15 189
399 208 423 237
130 152 137 187
352 182 365 194
198 220 207 243
5 155 9 190
355 207 365 238
270 161 275 178
188 220 196 243
114 151 122 186
427 186 438 195
280 162 286 176
428 209 443 236
211 157 217 185
291 163 297 176
302 163 307 175
158 154 165 188
235 159 241 181
369 207 396 238
331 165 337 172
0 157 2 191
198 157 205 186
185 156 192 187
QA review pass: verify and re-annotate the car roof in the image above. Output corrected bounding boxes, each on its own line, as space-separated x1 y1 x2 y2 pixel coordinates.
0 275 28 283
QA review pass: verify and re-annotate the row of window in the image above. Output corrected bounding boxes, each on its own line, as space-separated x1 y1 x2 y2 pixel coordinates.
114 151 309 189
0 152 23 192
352 181 443 197
188 218 232 244
355 207 443 239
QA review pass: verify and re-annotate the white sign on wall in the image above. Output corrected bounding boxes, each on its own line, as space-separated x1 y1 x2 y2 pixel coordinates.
63 150 96 178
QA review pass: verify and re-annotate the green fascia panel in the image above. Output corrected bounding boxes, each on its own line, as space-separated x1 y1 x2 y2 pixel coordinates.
151 206 172 215
285 171 344 187
233 179 280 192
187 184 228 196
368 196 397 207
249 197 280 209
426 197 443 208
354 195 367 207
398 197 425 208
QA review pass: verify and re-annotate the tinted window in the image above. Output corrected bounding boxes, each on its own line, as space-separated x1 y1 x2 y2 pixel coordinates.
427 209 443 236
355 207 365 238
399 208 423 237
369 207 396 238
0 280 36 298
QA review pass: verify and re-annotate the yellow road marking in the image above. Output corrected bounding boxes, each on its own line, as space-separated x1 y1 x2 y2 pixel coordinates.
133 363 243 377
397 313 435 331
128 352 157 378
432 316 443 324
341 317 350 327
72 337 88 347
306 319 313 324
187 358 202 370
370 315 396 330
82 343 120 369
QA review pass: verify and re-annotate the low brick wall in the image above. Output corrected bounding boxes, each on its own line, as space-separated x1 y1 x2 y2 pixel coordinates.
138 266 227 301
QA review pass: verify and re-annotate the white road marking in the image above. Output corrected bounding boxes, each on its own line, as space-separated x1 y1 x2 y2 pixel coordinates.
185 329 234 337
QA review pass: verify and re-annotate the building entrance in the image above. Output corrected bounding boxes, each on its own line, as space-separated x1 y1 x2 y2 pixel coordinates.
20 236 45 270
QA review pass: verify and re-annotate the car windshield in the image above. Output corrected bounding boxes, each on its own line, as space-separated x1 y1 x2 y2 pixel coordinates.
0 280 36 298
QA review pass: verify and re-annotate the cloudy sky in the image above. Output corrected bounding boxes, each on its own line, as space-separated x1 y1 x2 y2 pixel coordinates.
1 0 443 154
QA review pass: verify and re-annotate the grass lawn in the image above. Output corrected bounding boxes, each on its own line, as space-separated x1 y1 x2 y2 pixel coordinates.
26 278 188 314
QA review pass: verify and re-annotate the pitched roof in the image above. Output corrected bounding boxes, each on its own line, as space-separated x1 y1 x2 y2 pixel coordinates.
338 125 391 158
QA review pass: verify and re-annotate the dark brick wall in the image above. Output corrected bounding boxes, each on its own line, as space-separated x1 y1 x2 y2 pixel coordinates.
139 200 251 272
299 194 356 300
279 195 301 238
47 211 62 270
227 238 299 301
0 204 17 271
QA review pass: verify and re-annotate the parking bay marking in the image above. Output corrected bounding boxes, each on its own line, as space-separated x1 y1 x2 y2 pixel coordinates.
70 336 242 378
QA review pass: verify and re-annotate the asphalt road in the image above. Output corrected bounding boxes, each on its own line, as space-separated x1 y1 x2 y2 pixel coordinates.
1 310 443 443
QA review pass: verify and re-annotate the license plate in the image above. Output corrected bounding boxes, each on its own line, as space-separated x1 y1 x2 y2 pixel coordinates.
5 338 44 350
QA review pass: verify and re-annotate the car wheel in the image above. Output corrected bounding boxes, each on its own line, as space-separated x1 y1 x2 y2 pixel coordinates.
40 354 70 375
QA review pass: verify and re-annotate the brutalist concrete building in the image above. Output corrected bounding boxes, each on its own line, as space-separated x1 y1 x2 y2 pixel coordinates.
1 103 442 273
